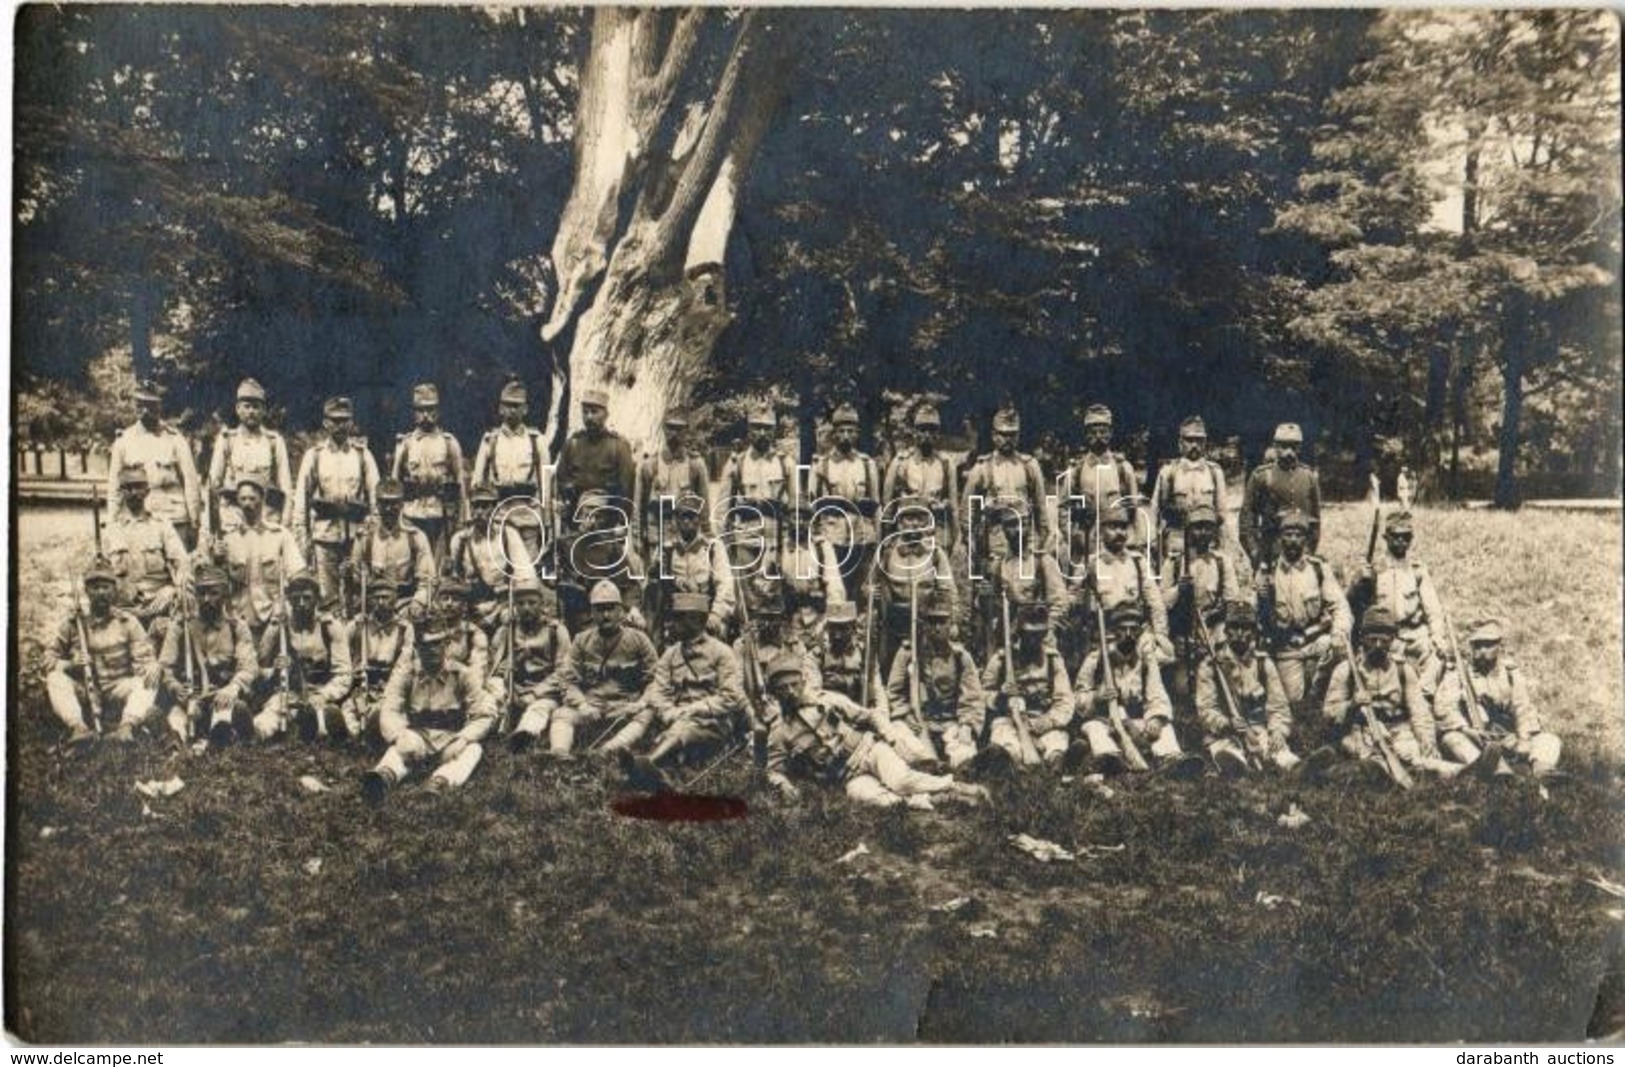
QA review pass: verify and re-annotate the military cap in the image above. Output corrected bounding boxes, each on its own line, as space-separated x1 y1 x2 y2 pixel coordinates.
234 475 266 497
1273 423 1304 445
236 378 267 402
892 494 933 516
1384 510 1415 533
416 620 452 644
788 497 816 518
1107 603 1145 627
1179 415 1207 438
1467 618 1503 645
578 488 612 511
1185 503 1219 527
991 407 1021 432
670 592 710 616
193 565 230 589
672 493 706 517
132 379 162 402
923 594 954 621
1018 602 1051 632
84 556 118 585
513 576 545 598
117 465 150 489
832 403 860 426
435 578 471 600
748 404 776 427
376 478 406 502
1362 605 1399 635
588 580 623 607
664 411 690 428
579 388 610 409
1083 404 1113 428
364 571 398 598
469 484 499 505
826 602 858 625
751 591 786 618
499 379 527 405
767 653 805 683
285 570 320 595
1224 600 1257 629
412 383 440 408
913 406 942 428
323 396 353 420
1277 509 1312 533
997 504 1026 526
1100 501 1133 526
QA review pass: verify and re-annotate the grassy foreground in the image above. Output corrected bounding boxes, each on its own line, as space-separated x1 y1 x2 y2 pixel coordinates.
6 503 1624 1043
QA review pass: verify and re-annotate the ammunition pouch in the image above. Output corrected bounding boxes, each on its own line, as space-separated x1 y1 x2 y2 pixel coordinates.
311 499 368 523
414 708 467 732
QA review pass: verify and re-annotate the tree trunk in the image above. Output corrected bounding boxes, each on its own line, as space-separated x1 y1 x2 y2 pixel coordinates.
130 283 155 382
1493 315 1526 510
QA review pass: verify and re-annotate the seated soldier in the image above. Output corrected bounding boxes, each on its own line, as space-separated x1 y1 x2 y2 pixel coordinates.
255 570 354 741
157 565 258 746
216 476 305 645
615 592 749 788
554 580 660 756
362 620 498 802
341 572 414 739
1195 601 1300 776
558 489 647 635
498 578 574 752
885 592 984 771
980 601 1081 772
1321 605 1470 784
1258 508 1351 723
430 578 491 692
1074 603 1203 777
1160 503 1243 717
46 556 161 745
763 654 988 810
1435 618 1562 778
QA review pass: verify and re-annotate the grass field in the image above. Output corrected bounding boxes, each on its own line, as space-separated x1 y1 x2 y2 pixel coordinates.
6 503 1623 1043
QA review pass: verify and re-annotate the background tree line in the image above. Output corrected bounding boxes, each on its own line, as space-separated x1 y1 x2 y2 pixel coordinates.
13 7 1621 504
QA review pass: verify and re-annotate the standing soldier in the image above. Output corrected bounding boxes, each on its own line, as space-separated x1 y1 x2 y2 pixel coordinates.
107 378 202 551
1257 509 1351 728
216 477 305 644
883 405 958 551
557 581 661 757
556 388 637 534
1195 601 1300 776
392 382 467 565
871 499 957 675
204 378 293 545
342 573 414 740
362 620 499 803
885 593 985 772
446 485 541 633
104 465 190 646
961 406 1048 657
647 494 734 644
614 592 749 787
635 411 711 567
721 404 793 567
1160 504 1243 716
46 557 160 745
350 479 436 620
762 656 989 809
158 565 257 747
980 602 1080 771
471 377 550 560
1434 619 1563 779
1074 604 1200 776
777 498 847 644
812 403 882 602
497 578 575 753
1321 605 1467 783
1241 423 1322 571
1347 510 1449 707
1150 415 1228 561
293 396 379 609
1056 404 1139 560
255 570 354 742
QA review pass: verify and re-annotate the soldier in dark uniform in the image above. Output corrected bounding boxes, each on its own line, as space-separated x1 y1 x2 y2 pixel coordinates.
1241 422 1322 571
392 382 467 565
556 388 637 535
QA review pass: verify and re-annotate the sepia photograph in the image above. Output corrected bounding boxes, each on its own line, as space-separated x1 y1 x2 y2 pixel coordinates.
6 4 1623 1045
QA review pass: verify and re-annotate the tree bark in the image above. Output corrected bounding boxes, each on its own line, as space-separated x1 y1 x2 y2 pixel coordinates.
1493 313 1526 509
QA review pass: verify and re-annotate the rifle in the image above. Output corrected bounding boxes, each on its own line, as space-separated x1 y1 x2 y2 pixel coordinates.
1095 465 1150 771
91 484 104 558
1192 602 1263 771
503 572 518 733
1440 608 1489 735
893 568 933 751
1339 633 1414 790
1365 473 1382 565
1000 591 1043 767
66 563 106 734
733 590 769 769
278 572 327 739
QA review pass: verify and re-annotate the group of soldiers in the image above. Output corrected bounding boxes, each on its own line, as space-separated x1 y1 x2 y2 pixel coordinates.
47 376 1564 808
